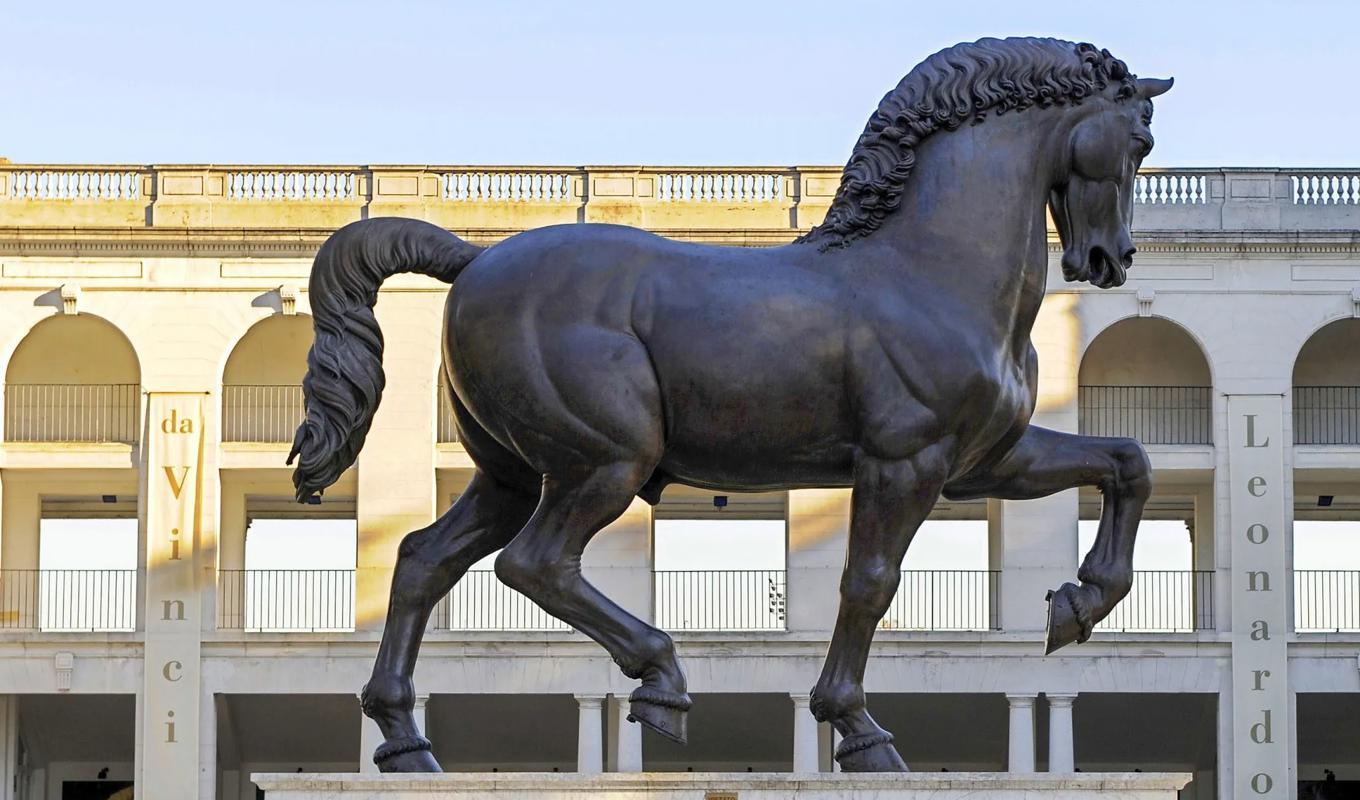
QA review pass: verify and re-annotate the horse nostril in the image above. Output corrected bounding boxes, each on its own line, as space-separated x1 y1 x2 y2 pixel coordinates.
1120 246 1137 266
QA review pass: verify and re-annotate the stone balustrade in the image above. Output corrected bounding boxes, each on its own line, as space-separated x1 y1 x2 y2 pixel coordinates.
6 164 1355 235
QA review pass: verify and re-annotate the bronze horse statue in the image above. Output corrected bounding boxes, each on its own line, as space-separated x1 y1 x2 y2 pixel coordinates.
289 36 1171 772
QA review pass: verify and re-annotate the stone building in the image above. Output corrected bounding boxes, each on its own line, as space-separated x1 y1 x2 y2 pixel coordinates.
0 164 1356 799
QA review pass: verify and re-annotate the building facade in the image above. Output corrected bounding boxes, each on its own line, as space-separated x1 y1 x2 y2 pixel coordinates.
0 164 1357 799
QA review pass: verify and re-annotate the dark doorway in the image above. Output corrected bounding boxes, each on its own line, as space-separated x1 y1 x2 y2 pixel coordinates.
61 781 133 800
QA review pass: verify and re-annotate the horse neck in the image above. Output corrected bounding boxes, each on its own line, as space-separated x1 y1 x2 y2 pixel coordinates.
865 112 1064 342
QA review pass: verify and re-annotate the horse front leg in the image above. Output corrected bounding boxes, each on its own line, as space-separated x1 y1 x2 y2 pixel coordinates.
811 447 950 772
361 472 536 772
943 424 1152 654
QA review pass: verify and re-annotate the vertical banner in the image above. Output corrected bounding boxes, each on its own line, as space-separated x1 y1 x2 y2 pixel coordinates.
141 393 206 799
1228 395 1290 798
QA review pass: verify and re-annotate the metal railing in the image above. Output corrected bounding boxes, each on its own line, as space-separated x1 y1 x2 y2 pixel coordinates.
3 383 139 443
879 570 999 631
654 569 786 631
1294 570 1360 632
221 384 304 443
434 570 570 631
1078 385 1212 445
1095 570 1214 633
0 569 137 631
217 569 355 632
437 389 460 443
1293 386 1360 445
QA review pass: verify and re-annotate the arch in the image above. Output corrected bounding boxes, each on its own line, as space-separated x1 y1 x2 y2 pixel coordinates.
5 313 141 385
1078 316 1213 445
3 314 142 443
221 314 314 443
1291 317 1360 445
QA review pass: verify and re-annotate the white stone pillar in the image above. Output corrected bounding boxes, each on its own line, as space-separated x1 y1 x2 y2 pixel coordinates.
198 691 217 799
0 695 15 800
575 695 605 775
1217 687 1233 800
412 694 429 737
1006 694 1037 774
358 696 382 774
610 695 642 773
1046 693 1076 773
791 694 819 773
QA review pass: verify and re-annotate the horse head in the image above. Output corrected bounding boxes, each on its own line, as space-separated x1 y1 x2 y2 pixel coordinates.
1051 76 1174 289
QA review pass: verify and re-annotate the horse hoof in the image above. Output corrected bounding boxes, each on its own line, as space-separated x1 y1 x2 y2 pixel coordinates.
835 732 909 772
374 736 442 773
628 685 690 744
1044 584 1089 655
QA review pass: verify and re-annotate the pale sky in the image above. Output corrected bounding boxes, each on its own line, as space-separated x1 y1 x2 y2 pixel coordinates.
3 0 1358 167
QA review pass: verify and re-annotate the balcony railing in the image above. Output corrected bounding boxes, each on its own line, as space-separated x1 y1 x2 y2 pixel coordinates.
1294 570 1360 632
3 383 139 443
434 570 569 631
437 389 460 443
1078 385 1212 445
221 384 304 443
1293 386 1360 445
1095 570 1214 633
217 569 355 632
0 569 137 631
879 570 999 631
654 569 786 631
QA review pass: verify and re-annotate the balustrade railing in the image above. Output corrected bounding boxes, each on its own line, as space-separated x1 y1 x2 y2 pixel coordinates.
226 170 358 200
654 171 788 202
1095 570 1214 633
0 569 137 631
879 570 999 631
7 169 144 200
1078 385 1212 445
3 383 139 443
217 569 355 632
441 171 576 202
221 384 304 444
1294 570 1360 632
434 570 569 631
1293 386 1360 445
1290 171 1360 205
1134 170 1210 205
654 569 786 631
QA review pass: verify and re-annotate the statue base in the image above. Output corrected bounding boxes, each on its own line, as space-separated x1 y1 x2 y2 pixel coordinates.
254 772 1191 799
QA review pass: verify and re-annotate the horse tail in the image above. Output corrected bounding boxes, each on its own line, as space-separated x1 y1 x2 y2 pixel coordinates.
288 218 482 501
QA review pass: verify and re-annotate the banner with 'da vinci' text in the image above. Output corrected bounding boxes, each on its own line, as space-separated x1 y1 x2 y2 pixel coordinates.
141 393 206 799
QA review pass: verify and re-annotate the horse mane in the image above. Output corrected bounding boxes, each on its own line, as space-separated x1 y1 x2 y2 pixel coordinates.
798 37 1138 249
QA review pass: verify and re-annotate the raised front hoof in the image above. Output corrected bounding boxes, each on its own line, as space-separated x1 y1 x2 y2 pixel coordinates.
835 732 909 772
374 736 442 773
627 686 691 744
1044 584 1091 655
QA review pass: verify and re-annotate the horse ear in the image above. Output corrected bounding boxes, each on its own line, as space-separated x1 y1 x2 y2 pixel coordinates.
1135 77 1174 99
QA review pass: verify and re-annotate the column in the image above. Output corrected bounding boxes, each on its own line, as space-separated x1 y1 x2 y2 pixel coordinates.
358 697 382 774
786 489 851 633
610 695 642 773
990 496 1079 631
198 691 217 800
1046 693 1076 773
1006 694 1036 774
0 695 16 800
413 694 429 737
791 694 819 773
576 695 605 775
1217 687 1234 800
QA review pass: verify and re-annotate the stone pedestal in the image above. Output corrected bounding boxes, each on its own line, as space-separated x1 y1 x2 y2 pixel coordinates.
254 772 1191 799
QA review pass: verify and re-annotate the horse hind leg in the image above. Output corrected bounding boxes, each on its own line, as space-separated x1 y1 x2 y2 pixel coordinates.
494 461 692 743
362 471 537 772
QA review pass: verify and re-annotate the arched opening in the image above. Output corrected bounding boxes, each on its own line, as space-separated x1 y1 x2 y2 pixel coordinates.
3 315 140 443
1292 318 1360 445
1079 317 1212 445
221 315 312 443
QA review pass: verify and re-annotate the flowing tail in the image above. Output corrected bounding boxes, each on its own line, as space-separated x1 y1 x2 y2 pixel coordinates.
288 218 482 501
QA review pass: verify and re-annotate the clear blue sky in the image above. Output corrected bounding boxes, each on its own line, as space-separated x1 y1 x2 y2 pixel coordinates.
3 1 1357 167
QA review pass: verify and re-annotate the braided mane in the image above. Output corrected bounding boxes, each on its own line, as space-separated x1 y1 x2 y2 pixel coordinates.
799 37 1138 249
